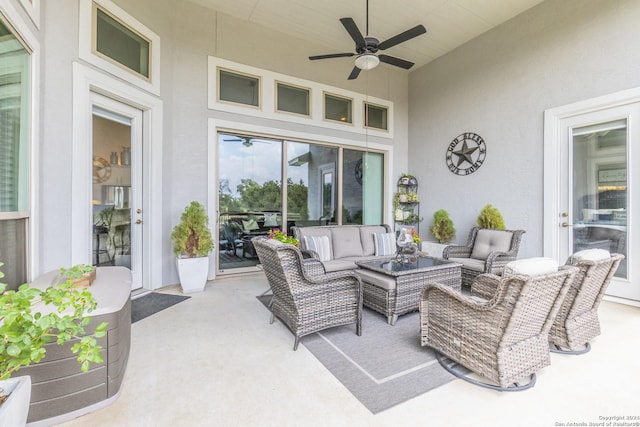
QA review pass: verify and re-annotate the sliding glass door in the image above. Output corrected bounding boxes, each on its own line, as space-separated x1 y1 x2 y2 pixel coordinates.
217 132 385 274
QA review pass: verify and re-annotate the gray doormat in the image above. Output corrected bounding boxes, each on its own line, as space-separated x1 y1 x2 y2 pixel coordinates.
132 293 190 323
257 295 456 414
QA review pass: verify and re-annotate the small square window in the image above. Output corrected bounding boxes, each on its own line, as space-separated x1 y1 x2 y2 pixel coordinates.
95 7 150 78
218 69 260 108
276 82 310 116
324 93 352 124
364 103 388 130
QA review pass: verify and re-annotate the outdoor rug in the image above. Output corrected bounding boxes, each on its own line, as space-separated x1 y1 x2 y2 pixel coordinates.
132 292 190 323
257 295 456 413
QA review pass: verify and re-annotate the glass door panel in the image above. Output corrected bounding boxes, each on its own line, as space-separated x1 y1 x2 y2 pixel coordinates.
286 142 338 228
91 112 132 269
342 149 383 225
218 133 282 272
571 120 628 278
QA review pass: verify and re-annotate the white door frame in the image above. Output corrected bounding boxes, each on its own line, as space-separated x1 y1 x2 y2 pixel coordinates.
72 62 163 290
544 86 640 305
91 93 143 286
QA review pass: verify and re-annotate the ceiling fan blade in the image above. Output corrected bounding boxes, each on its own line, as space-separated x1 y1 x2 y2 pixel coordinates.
309 52 355 60
378 25 426 50
378 54 414 70
340 17 366 46
348 66 362 80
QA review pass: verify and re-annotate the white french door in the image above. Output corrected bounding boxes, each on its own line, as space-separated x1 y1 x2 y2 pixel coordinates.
90 92 144 288
544 90 640 303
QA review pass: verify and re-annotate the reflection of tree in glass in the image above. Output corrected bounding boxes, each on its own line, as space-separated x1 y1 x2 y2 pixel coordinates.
218 178 308 219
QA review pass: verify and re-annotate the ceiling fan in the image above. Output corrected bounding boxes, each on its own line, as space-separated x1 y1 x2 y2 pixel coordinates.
223 135 271 147
309 0 426 80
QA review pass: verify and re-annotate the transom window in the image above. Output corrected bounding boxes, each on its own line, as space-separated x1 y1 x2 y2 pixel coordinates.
218 69 260 108
94 6 151 79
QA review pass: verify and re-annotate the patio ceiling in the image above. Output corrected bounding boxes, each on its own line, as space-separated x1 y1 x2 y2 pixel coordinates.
187 0 544 70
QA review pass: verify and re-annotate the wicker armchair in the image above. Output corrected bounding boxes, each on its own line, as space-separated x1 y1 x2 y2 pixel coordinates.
549 252 624 354
253 237 363 350
442 227 525 288
420 266 577 391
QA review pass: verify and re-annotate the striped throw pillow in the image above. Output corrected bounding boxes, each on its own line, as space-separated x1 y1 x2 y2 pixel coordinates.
304 235 332 261
374 232 396 256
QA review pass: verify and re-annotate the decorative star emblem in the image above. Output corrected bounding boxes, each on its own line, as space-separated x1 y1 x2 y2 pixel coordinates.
453 141 479 167
445 132 487 176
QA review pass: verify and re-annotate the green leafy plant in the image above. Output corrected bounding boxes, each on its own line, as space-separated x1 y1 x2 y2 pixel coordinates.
269 228 299 246
476 204 506 229
430 209 456 243
0 263 108 383
60 264 95 280
170 201 214 258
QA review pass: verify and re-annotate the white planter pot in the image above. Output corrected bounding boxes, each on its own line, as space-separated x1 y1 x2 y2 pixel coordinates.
0 376 31 427
176 256 209 293
421 241 449 259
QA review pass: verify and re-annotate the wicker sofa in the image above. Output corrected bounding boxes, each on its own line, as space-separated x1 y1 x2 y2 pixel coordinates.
291 224 394 272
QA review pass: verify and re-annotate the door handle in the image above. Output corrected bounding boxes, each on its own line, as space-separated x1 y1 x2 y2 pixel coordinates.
561 222 572 228
135 219 142 224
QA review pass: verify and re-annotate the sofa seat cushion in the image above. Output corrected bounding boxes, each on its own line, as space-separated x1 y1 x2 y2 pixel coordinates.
470 229 513 260
356 269 397 291
332 227 364 259
323 259 359 272
359 225 389 256
504 257 558 276
449 257 486 272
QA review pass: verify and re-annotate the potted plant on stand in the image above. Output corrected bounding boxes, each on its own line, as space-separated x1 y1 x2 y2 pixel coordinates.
171 201 214 293
0 264 107 426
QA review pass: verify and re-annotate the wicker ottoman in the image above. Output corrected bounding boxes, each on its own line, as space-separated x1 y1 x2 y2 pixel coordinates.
356 257 461 325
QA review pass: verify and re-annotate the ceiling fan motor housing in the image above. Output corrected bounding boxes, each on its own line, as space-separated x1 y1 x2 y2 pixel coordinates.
357 36 380 54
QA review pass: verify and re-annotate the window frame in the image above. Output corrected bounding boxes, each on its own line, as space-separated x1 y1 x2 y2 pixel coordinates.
216 67 262 110
364 101 389 131
323 92 353 125
275 80 311 117
92 4 152 81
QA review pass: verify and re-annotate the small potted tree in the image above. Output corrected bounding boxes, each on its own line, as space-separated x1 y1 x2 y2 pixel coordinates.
430 209 456 244
170 201 214 293
0 264 107 425
476 204 506 229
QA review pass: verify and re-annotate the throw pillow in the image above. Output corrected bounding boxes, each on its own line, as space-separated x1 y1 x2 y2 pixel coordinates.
503 257 558 276
263 213 279 227
242 219 259 231
304 235 332 261
374 232 396 256
570 248 610 262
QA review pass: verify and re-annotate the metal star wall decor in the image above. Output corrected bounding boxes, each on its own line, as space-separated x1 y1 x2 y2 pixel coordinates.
446 132 486 176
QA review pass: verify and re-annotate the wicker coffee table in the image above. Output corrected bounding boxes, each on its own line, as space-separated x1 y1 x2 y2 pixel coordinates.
356 256 462 325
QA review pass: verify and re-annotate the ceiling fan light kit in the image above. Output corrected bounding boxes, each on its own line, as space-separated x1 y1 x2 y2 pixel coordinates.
308 0 426 80
355 53 379 70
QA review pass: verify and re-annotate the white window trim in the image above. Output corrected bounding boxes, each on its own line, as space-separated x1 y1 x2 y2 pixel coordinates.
79 0 161 95
18 0 39 28
208 56 394 139
0 0 41 279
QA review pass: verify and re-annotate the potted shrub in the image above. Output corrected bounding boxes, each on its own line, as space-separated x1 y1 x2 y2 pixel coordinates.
476 204 506 229
430 209 456 244
170 201 214 293
0 264 107 425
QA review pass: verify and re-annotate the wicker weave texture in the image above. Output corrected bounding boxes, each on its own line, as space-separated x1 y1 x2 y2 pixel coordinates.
420 266 577 387
549 254 624 351
443 227 525 288
360 264 461 324
253 237 363 348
